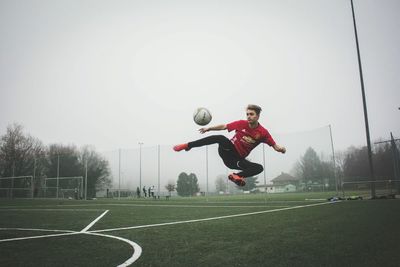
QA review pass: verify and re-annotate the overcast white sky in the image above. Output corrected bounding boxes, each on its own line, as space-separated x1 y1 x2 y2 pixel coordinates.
1 0 399 154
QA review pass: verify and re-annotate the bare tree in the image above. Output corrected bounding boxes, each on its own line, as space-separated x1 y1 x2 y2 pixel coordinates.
165 180 176 196
0 123 45 178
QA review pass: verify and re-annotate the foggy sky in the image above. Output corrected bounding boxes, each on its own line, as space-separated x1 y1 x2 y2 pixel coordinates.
1 0 399 155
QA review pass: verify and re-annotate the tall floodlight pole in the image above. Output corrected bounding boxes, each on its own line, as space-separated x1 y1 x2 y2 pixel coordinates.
85 158 88 200
33 157 36 198
139 142 144 192
11 161 15 198
118 149 121 200
350 0 376 197
158 145 160 198
57 154 60 199
329 125 338 195
262 144 267 186
226 167 229 193
206 146 209 201
33 157 36 181
262 144 267 203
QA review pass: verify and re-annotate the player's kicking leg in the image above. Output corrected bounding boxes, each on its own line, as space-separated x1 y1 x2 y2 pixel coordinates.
173 135 229 152
228 173 246 186
173 143 190 151
227 160 263 187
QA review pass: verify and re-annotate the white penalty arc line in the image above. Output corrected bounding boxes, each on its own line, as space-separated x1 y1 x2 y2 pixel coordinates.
92 201 339 233
0 217 142 266
84 232 142 267
79 209 143 266
81 210 109 232
0 229 142 266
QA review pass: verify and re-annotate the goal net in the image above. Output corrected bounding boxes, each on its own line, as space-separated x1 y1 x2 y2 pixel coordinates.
0 176 33 198
42 176 83 199
342 179 400 199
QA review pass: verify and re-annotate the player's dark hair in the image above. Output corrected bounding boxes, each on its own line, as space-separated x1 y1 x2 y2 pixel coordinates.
246 104 262 115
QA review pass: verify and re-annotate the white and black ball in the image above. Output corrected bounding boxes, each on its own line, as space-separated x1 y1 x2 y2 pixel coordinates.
193 107 212 126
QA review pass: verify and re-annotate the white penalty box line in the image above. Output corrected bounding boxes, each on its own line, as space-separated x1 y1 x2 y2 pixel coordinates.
92 201 338 233
81 210 109 232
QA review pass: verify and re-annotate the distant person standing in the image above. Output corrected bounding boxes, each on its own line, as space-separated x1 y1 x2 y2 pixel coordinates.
148 186 151 198
136 187 141 198
143 186 147 197
151 186 155 198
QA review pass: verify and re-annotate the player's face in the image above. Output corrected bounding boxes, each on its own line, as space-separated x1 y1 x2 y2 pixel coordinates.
246 109 259 124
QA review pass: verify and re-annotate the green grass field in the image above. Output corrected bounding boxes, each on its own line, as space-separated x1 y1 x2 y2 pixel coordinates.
1 193 399 267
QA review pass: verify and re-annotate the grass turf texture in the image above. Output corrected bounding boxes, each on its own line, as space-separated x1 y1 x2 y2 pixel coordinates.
0 193 399 267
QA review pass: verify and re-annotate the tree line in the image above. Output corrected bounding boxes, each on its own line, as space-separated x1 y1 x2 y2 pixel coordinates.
212 142 400 193
0 124 111 198
293 142 400 190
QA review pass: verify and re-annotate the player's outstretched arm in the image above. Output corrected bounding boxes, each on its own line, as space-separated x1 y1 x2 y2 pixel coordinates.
199 124 227 134
273 144 286 154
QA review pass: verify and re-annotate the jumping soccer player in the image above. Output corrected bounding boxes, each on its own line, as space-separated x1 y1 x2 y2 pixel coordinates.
173 104 286 186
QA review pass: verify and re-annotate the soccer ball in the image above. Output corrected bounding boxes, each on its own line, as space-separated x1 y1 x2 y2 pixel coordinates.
193 107 212 126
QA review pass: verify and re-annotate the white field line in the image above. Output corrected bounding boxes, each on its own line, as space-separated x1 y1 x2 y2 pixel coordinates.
0 231 80 243
92 201 338 233
81 210 109 232
85 232 142 266
0 227 75 233
54 203 291 209
98 204 290 208
0 209 105 211
201 200 322 204
139 205 291 208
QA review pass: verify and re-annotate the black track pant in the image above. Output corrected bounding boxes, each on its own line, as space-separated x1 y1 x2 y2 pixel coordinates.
188 135 263 178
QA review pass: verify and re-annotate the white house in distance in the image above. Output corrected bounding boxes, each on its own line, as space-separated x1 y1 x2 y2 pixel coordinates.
257 172 301 193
